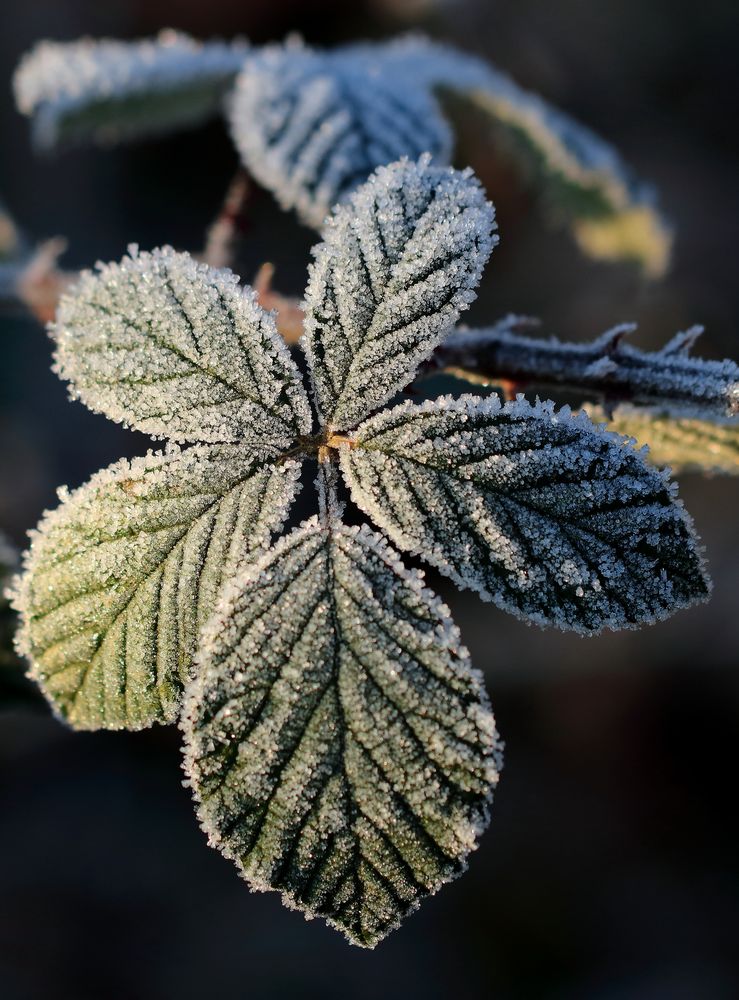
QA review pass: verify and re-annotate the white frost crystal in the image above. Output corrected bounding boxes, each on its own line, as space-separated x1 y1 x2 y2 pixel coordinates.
303 156 496 430
182 518 502 947
14 30 248 149
13 159 711 944
339 394 710 634
52 245 312 452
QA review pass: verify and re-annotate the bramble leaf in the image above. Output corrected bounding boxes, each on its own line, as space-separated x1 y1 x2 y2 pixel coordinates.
339 395 710 634
182 518 501 947
14 31 247 150
53 246 312 452
11 446 302 730
302 157 496 431
588 405 739 476
229 40 453 228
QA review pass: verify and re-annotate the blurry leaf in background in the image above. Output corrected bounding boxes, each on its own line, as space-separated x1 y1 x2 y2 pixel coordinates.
587 404 739 476
13 30 248 149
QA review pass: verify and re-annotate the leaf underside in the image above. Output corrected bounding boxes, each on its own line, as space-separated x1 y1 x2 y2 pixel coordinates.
12 446 302 730
340 395 710 634
302 155 496 432
53 245 312 452
13 31 247 149
588 405 739 476
183 520 500 947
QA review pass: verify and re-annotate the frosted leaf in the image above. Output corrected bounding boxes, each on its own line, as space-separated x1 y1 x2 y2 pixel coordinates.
182 519 501 947
14 31 247 150
229 39 453 228
339 395 710 634
588 405 739 477
434 323 739 421
302 157 496 431
53 246 312 452
11 445 301 730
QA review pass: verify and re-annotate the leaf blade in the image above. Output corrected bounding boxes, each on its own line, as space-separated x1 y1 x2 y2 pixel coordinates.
229 41 453 229
302 156 496 432
339 395 710 634
52 246 312 451
182 519 500 947
11 445 302 730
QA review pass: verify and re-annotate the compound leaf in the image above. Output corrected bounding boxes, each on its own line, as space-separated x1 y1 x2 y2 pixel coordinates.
229 40 453 229
588 404 739 476
302 157 496 432
12 445 302 730
53 246 312 452
339 395 710 634
182 518 501 947
14 31 247 150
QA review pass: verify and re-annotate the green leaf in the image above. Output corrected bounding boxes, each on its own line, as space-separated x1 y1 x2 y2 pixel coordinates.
12 445 302 730
339 395 710 634
588 405 739 476
302 156 496 433
182 518 501 947
14 31 247 150
53 246 312 453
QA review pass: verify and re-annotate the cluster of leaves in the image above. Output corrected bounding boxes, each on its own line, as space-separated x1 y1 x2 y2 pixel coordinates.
10 159 712 945
14 31 670 274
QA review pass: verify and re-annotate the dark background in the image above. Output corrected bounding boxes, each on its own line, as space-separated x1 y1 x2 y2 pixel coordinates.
1 2 738 998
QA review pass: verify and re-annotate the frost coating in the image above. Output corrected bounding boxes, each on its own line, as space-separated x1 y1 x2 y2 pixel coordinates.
11 446 302 730
339 395 710 634
14 31 247 149
588 405 739 477
302 156 496 431
182 519 501 947
53 246 312 451
229 39 453 228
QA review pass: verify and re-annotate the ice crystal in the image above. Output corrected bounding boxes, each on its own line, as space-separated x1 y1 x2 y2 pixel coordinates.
302 155 496 430
13 30 247 149
12 159 710 944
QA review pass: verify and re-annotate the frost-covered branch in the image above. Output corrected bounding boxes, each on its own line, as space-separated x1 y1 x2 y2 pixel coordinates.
427 318 739 420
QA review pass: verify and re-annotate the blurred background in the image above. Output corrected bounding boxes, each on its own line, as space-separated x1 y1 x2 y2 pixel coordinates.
1 1 738 998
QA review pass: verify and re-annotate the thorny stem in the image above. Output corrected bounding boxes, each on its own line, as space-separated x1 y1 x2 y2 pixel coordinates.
420 318 739 419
